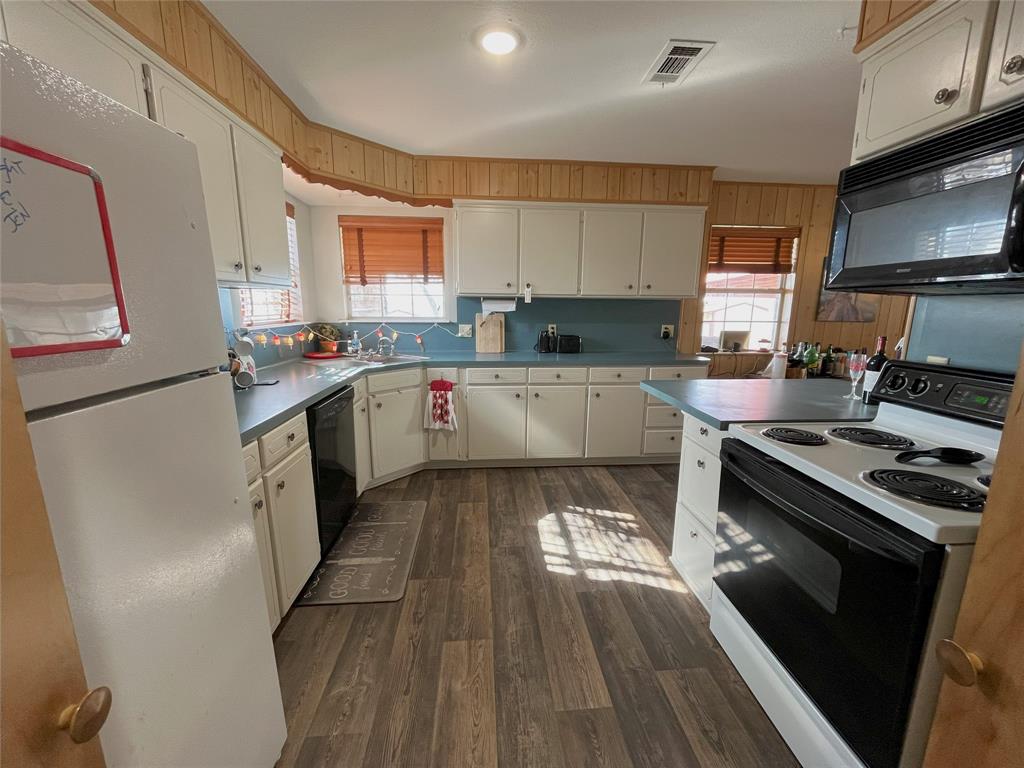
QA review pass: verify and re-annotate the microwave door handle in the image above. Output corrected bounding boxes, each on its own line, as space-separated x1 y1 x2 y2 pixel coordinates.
722 452 911 564
1008 164 1024 272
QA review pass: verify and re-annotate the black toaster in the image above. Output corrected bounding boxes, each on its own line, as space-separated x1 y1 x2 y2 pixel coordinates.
556 334 582 353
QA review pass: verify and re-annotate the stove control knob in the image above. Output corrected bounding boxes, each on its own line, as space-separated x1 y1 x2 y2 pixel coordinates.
909 377 930 396
886 373 908 392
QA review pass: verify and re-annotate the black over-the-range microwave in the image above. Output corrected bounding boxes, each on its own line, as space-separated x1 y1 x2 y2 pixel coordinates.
827 100 1024 295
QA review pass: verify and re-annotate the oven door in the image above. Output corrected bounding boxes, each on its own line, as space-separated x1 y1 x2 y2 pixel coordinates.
828 142 1024 293
715 439 944 768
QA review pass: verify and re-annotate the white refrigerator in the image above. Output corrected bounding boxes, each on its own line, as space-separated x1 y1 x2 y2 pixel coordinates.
1 44 287 766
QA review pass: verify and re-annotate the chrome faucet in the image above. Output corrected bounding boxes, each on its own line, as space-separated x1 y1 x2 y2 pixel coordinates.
376 336 395 357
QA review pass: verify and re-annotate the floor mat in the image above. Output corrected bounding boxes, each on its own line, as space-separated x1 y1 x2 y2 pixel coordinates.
297 500 426 606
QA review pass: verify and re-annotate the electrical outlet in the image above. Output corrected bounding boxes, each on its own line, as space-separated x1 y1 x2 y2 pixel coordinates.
661 324 675 339
458 324 473 337
548 324 557 336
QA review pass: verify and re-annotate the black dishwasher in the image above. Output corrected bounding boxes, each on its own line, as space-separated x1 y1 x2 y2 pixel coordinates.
307 386 357 555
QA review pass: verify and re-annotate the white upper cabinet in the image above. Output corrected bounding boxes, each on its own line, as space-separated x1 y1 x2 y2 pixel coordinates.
639 209 705 298
581 210 643 296
149 69 246 282
232 125 290 286
981 0 1024 110
3 0 149 116
852 1 996 160
457 207 519 295
520 209 581 296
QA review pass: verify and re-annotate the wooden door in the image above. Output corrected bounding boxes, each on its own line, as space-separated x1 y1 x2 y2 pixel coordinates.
981 0 1024 110
639 209 704 298
232 125 290 285
1 335 107 768
368 388 426 477
3 0 149 116
264 447 320 609
580 209 643 296
456 207 519 295
526 385 586 458
922 353 1024 768
466 385 527 459
520 208 581 295
149 68 246 282
585 385 645 457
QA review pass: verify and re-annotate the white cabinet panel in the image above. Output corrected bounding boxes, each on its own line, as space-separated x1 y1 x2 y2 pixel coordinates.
520 208 581 295
3 0 149 115
242 440 262 485
467 385 527 459
354 397 371 494
639 209 705 297
150 69 246 282
680 438 721 532
852 1 995 160
232 125 290 285
369 388 425 478
527 385 586 459
248 480 281 630
581 210 643 295
982 0 1024 110
671 503 715 609
457 207 519 295
264 447 320 610
585 385 645 458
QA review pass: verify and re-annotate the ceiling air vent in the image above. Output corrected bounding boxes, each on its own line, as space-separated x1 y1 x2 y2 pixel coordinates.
644 39 714 85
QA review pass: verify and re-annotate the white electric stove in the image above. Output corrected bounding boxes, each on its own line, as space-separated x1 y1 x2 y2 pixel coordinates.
709 361 1014 768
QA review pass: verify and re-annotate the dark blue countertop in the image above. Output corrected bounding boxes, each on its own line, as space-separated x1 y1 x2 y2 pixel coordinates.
640 378 876 431
236 350 710 444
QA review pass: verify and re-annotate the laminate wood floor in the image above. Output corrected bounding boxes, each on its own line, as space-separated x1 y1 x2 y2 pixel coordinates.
273 465 798 768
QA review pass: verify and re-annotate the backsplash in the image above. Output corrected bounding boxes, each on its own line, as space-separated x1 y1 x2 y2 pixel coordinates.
908 295 1024 374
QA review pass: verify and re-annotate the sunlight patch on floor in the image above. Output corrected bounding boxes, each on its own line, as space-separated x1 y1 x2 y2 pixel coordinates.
537 505 688 593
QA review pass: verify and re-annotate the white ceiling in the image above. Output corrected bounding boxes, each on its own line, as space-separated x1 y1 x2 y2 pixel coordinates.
208 1 864 184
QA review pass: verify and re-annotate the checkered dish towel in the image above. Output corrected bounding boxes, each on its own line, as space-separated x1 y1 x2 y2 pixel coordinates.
424 379 457 431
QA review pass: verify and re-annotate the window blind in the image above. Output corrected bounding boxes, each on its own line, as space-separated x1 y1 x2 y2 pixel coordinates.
239 208 302 326
339 216 444 285
708 226 800 274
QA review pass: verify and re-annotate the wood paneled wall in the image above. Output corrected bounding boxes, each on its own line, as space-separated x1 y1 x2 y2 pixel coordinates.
89 1 713 208
677 181 911 355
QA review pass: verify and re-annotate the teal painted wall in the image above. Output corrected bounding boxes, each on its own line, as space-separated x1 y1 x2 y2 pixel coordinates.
908 295 1024 374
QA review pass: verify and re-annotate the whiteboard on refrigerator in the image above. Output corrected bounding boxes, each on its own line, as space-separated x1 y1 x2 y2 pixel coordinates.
0 136 129 357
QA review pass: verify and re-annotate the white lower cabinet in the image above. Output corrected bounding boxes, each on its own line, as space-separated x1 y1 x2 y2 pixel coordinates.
248 480 281 631
679 437 722 531
467 385 527 459
263 446 320 611
527 385 586 459
671 503 716 609
368 386 426 478
585 385 645 458
354 397 371 494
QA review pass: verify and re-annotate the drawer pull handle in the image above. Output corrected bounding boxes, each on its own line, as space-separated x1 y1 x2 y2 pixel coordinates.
670 435 676 441
696 459 705 469
534 392 540 398
699 427 708 436
287 432 296 442
1004 55 1024 75
616 373 622 378
555 373 561 379
277 480 286 490
375 402 382 409
933 87 958 104
689 530 698 539
675 373 682 378
494 374 500 379
253 499 264 511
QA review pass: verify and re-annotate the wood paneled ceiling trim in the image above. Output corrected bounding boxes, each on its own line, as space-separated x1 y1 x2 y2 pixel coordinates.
91 0 715 208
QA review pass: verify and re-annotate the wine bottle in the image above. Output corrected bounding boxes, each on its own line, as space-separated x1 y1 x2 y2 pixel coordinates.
862 336 888 402
820 344 834 377
802 342 820 377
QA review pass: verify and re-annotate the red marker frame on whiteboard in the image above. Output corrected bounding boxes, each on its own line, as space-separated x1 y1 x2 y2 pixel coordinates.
1 136 130 358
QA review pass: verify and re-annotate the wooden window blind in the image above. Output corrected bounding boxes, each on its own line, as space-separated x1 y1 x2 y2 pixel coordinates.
708 226 800 274
340 216 444 285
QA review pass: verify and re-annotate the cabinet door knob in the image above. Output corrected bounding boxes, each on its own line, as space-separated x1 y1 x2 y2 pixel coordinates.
594 392 601 398
616 373 622 378
936 639 984 687
526 282 532 289
360 406 366 413
696 458 705 469
506 282 513 288
627 284 634 290
287 432 296 442
672 412 678 418
933 87 958 104
277 480 286 490
494 374 500 379
375 402 382 409
58 687 112 744
669 435 676 441
515 392 521 398
534 392 540 398
254 498 264 511
675 373 682 378
645 284 652 290
233 261 243 271
699 426 708 436
1003 54 1023 75
555 373 561 379
689 530 698 539
253 264 263 272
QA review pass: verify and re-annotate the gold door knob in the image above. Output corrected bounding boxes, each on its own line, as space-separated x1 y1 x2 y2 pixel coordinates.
58 686 112 743
936 639 984 687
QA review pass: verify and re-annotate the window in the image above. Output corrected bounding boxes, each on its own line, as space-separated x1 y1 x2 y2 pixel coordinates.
340 215 445 320
239 203 303 326
700 226 799 350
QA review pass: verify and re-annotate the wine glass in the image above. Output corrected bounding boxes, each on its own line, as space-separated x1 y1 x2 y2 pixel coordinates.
844 353 868 400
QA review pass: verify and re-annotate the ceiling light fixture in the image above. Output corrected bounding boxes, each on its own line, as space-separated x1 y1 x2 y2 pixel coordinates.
479 28 520 55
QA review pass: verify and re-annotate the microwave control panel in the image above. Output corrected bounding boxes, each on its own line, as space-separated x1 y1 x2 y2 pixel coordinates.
875 362 1014 427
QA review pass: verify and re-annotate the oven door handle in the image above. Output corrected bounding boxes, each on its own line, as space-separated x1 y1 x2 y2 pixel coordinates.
722 451 916 564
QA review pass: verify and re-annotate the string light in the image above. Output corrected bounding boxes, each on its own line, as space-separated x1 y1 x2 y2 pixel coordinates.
283 336 294 347
271 335 280 345
235 322 469 352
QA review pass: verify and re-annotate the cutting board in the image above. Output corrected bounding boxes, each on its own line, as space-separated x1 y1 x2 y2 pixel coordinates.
475 313 505 353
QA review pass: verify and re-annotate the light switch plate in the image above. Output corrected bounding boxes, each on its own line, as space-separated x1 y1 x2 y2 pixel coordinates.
458 324 473 337
548 324 557 335
661 324 675 339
